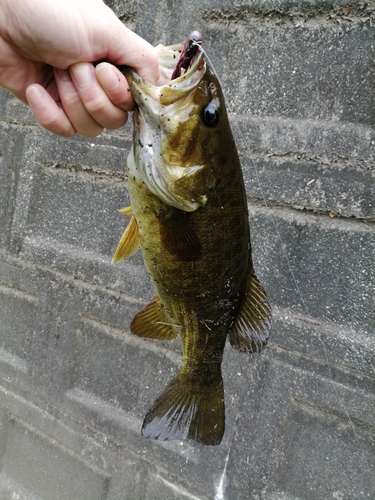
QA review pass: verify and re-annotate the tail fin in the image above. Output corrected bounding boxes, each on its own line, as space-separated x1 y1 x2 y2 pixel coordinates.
141 375 225 445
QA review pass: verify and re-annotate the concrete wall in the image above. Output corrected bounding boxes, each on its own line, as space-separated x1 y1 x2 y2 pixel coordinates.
0 1 374 498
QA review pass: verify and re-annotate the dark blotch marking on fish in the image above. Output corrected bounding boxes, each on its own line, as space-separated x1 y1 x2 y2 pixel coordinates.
159 210 202 261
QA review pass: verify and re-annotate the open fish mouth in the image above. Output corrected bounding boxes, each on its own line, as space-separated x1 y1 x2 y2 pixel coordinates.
123 31 206 105
171 30 203 80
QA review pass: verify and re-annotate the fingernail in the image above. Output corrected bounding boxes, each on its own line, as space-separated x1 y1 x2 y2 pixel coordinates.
26 85 45 108
97 64 120 91
72 62 94 88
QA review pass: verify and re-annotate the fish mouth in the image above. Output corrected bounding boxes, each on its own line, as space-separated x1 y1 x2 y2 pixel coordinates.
120 31 205 106
171 30 203 80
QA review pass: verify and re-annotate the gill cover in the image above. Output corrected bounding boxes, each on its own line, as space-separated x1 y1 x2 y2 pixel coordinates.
122 41 222 211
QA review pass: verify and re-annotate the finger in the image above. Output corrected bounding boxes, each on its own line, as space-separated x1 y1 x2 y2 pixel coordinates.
70 62 129 130
95 62 134 111
54 67 104 138
0 36 57 104
26 84 76 137
105 26 160 84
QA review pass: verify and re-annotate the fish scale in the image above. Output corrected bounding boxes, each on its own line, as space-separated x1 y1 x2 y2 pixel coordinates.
114 33 272 445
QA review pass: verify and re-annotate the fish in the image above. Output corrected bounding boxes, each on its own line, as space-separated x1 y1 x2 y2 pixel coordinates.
113 32 271 445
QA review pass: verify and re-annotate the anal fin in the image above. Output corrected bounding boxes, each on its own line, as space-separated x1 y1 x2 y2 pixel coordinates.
111 213 139 264
131 296 177 340
229 267 272 354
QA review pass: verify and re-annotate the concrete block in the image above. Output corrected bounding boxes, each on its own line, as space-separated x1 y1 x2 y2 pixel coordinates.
9 129 129 259
268 402 374 500
223 355 375 499
134 2 375 221
0 284 37 375
145 472 209 500
0 125 30 249
71 314 181 415
0 385 151 500
249 205 375 331
0 90 35 127
201 6 375 125
0 415 110 500
270 306 375 377
0 88 10 118
237 117 375 219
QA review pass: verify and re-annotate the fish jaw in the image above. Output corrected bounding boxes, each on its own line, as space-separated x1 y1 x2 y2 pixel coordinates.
123 45 221 212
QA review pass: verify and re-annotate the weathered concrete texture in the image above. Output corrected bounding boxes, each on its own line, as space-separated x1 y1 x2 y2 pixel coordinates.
0 1 374 499
237 116 375 219
249 206 375 329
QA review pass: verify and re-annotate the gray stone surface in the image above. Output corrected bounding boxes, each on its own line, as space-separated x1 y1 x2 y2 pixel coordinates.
0 1 374 499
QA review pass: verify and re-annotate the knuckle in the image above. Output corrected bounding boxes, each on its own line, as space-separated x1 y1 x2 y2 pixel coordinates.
43 113 75 137
104 113 128 130
76 122 104 138
86 98 107 115
61 90 82 109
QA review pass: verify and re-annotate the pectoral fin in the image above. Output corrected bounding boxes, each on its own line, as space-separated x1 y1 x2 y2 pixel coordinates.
118 205 133 216
131 296 177 340
229 267 271 353
111 213 139 264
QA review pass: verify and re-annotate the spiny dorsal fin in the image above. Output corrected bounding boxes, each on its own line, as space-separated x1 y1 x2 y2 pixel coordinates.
131 296 177 340
142 374 224 445
111 215 139 264
229 267 271 354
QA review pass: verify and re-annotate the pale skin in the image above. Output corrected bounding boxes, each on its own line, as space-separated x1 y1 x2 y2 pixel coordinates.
0 0 160 137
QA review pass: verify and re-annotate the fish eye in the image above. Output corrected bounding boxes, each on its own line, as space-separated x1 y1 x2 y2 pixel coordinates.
201 103 220 127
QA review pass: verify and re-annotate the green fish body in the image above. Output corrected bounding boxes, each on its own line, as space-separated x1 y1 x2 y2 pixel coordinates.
114 34 271 445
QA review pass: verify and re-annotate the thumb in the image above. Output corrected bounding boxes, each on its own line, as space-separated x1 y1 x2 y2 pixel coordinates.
100 18 159 85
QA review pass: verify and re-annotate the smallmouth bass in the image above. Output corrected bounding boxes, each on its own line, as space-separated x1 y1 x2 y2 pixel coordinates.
114 32 271 445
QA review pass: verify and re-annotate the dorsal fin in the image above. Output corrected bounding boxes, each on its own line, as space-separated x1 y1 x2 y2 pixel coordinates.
111 213 139 264
229 267 271 354
131 296 177 340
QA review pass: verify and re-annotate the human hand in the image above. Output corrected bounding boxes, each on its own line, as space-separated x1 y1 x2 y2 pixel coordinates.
0 0 159 137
